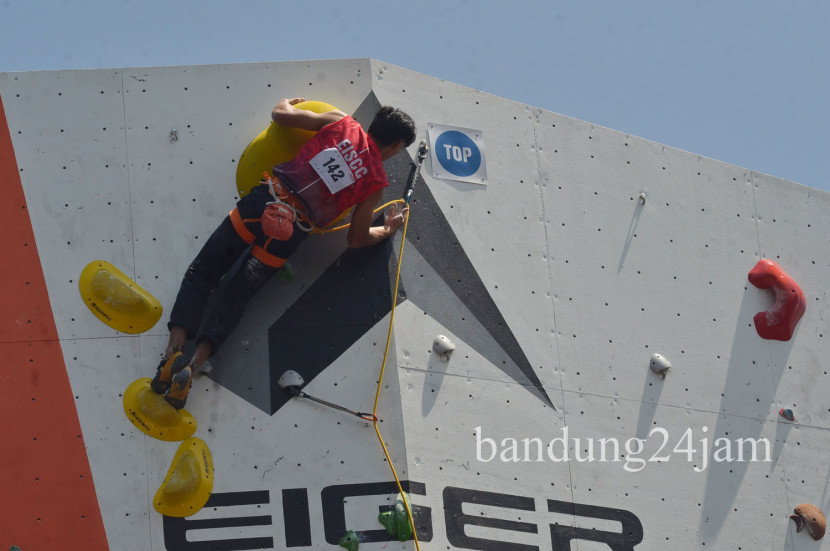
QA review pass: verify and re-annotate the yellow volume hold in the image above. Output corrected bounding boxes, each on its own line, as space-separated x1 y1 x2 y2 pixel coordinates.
122 377 197 442
154 437 214 518
236 100 338 198
79 260 162 334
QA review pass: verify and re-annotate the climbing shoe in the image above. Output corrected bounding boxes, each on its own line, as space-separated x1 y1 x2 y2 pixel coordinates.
165 366 193 410
151 351 187 394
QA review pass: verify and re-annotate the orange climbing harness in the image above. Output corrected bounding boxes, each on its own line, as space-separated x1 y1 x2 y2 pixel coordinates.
229 174 406 269
262 172 406 236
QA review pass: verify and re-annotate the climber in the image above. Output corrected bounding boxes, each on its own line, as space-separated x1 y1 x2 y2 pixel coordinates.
151 97 416 409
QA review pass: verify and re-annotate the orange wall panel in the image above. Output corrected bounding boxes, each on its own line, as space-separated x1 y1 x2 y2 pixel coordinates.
0 94 108 550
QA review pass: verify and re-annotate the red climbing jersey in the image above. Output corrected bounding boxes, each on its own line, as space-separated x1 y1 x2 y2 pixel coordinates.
273 116 388 228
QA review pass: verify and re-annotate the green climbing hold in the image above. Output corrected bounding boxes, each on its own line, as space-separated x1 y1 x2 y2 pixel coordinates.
378 492 414 542
338 529 360 551
277 263 295 281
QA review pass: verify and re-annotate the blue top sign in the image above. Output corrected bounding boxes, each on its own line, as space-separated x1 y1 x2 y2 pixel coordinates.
435 130 482 177
428 124 487 185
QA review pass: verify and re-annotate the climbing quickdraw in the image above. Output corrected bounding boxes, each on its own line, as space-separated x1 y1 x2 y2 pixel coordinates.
291 388 378 423
402 139 429 206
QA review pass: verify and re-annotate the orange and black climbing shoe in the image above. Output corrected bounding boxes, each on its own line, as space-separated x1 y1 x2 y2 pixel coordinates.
150 351 187 394
165 365 193 410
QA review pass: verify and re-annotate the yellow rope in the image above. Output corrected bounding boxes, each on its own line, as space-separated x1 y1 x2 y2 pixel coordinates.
371 207 421 550
303 196 419 545
265 171 404 235
310 200 406 234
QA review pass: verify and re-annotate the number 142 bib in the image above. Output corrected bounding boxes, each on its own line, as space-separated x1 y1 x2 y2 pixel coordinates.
309 147 355 194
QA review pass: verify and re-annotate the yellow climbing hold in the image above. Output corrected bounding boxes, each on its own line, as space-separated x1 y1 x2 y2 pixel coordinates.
154 437 214 518
122 377 196 442
235 100 339 199
79 260 162 334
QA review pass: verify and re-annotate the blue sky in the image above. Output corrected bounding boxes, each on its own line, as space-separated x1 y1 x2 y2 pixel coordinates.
1 0 828 192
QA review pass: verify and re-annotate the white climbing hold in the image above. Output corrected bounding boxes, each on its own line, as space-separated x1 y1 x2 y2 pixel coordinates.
433 335 456 362
277 370 306 390
649 353 671 378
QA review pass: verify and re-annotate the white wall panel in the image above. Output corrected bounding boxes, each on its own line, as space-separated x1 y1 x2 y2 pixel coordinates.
372 61 560 395
538 111 764 417
753 172 830 431
0 69 132 341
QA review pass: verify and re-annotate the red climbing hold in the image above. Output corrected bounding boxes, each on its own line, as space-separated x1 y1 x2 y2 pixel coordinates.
748 259 806 341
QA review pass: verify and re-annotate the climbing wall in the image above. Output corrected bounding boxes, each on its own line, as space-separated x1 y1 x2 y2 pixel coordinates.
1 59 829 550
